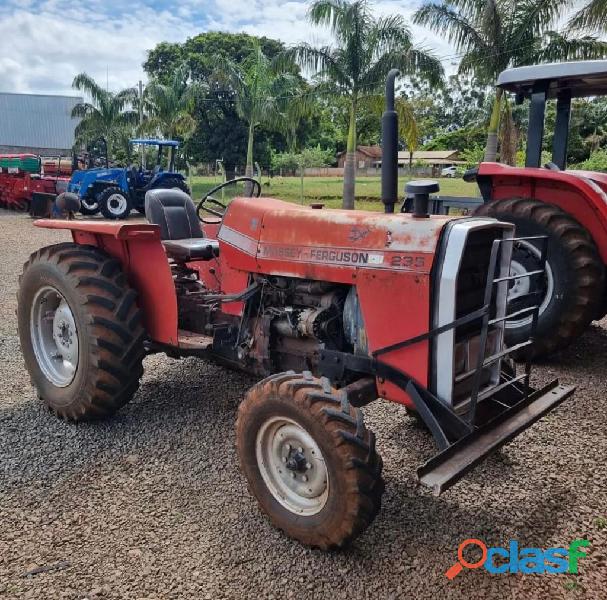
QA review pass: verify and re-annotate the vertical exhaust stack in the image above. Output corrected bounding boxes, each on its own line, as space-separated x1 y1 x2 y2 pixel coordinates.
381 69 400 214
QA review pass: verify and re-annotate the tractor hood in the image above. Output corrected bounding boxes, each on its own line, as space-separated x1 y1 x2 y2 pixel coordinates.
67 167 124 194
70 168 123 182
219 197 459 277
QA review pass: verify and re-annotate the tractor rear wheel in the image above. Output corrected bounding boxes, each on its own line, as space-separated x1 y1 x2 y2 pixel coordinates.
152 177 191 196
475 198 605 358
98 186 131 220
236 371 384 549
17 243 146 420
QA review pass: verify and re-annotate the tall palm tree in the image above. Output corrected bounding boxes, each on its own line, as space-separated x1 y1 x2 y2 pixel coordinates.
415 0 607 162
570 0 607 32
216 42 302 177
288 0 442 209
71 73 138 160
143 64 200 139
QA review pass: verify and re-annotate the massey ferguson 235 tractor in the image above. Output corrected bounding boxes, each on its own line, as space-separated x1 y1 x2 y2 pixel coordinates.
18 71 574 549
467 61 607 358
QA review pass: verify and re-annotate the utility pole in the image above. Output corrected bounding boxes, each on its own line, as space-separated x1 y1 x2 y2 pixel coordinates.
138 80 145 168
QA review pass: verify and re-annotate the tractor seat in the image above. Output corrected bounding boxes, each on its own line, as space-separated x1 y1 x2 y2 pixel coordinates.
144 189 219 262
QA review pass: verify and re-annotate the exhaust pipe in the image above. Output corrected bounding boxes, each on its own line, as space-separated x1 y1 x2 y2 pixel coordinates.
381 69 400 214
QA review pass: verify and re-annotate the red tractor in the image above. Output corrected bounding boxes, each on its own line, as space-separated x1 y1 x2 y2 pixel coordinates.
17 72 574 549
464 61 607 358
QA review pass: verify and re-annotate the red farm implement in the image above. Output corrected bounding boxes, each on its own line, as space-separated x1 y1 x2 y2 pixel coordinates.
0 154 69 212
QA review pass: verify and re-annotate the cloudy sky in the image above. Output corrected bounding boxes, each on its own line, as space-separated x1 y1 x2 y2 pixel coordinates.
0 0 459 96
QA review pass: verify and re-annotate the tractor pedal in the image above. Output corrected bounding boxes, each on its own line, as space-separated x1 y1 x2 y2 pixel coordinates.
416 382 574 496
177 329 214 351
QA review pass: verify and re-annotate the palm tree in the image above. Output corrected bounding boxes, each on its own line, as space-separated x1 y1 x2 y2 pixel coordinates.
216 42 302 178
414 0 607 162
143 64 200 139
570 0 607 32
71 73 138 160
288 0 442 209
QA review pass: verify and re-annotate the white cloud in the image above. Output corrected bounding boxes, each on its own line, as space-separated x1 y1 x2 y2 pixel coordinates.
0 0 458 96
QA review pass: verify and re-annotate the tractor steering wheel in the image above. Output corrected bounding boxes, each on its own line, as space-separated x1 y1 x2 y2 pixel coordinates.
197 177 262 223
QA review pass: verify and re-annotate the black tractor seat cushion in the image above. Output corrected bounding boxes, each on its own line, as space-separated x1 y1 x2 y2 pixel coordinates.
145 188 202 240
162 239 219 262
145 188 219 262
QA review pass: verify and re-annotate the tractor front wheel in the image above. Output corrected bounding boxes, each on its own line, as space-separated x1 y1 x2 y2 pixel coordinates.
475 198 605 358
17 243 146 420
79 196 100 216
236 371 384 549
98 187 131 220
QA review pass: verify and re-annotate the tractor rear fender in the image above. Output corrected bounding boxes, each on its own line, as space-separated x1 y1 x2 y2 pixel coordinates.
34 220 178 345
479 162 607 263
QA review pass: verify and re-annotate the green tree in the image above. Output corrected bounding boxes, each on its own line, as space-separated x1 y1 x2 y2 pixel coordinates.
572 148 607 171
71 73 138 160
423 125 487 151
143 64 200 139
144 32 296 177
215 42 303 178
289 0 442 209
570 0 607 32
415 0 607 162
142 42 185 84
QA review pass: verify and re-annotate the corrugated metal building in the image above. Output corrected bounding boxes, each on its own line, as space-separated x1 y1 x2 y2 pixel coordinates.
0 92 82 156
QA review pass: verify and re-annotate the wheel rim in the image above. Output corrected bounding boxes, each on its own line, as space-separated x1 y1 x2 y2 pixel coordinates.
256 416 329 516
30 286 79 387
506 240 554 329
81 198 98 211
106 194 127 216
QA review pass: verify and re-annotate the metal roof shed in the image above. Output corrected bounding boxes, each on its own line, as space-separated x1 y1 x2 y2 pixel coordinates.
0 92 82 155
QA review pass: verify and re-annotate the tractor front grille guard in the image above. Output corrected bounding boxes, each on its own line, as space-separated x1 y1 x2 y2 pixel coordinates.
319 234 550 454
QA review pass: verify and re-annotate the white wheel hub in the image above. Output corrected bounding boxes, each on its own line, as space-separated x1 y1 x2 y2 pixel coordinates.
106 193 127 216
30 286 79 387
256 416 329 516
508 259 532 300
506 241 554 329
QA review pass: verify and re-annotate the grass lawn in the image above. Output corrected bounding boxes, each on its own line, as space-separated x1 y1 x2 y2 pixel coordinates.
190 175 479 211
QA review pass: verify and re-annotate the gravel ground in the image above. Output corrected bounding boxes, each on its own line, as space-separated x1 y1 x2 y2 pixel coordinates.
0 208 605 599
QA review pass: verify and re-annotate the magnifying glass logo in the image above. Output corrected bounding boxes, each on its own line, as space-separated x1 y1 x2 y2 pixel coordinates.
445 539 488 579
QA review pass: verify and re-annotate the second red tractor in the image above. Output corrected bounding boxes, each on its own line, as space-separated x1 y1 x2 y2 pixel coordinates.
462 61 607 358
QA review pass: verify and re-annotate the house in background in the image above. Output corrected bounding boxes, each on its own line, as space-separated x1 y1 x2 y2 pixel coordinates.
396 150 462 169
373 149 464 176
336 146 463 176
0 92 81 156
336 145 383 169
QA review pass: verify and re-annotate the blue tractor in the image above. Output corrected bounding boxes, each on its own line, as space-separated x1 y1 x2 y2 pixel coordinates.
68 139 190 219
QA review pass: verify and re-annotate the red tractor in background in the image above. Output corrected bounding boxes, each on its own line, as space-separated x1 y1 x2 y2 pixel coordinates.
460 61 607 358
16 71 574 549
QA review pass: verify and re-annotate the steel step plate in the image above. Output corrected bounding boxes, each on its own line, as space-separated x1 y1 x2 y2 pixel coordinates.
417 382 575 496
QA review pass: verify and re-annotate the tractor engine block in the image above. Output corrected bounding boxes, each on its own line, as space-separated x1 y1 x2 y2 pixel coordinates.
251 276 347 375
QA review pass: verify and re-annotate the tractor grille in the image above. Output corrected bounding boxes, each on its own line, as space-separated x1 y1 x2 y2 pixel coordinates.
431 220 514 409
455 229 499 330
451 228 502 405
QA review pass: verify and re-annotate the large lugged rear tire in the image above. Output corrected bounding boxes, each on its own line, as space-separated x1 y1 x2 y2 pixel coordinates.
236 371 384 550
17 243 146 420
475 198 605 358
153 176 190 196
